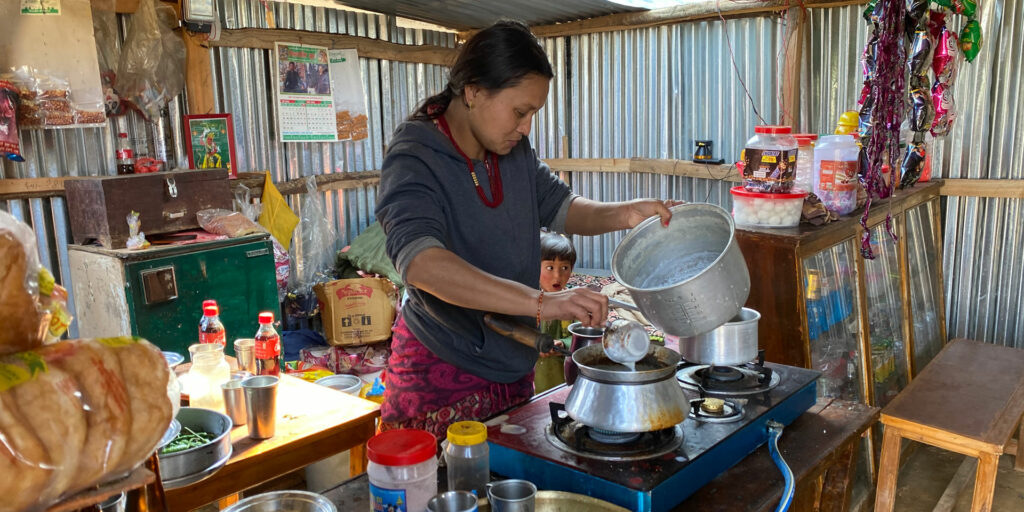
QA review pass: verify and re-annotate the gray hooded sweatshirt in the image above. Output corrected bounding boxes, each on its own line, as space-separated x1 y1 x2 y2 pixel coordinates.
375 119 574 383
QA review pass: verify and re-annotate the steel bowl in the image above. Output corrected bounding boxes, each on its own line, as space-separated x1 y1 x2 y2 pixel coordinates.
611 203 750 338
222 490 336 512
678 307 761 365
158 407 233 486
315 374 363 396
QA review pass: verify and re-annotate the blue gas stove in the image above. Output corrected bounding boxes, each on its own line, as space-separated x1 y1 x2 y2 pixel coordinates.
487 361 820 512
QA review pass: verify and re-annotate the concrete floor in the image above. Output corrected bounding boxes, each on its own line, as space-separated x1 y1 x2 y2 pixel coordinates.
888 443 1024 512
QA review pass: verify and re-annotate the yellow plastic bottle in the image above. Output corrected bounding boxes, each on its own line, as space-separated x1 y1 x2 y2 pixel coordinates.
835 111 859 135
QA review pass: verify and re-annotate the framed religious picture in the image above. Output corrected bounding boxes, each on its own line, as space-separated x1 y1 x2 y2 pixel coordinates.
184 113 238 178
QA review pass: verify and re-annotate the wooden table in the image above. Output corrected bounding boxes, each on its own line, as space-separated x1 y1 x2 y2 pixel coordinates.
164 374 381 511
679 398 879 511
874 339 1024 512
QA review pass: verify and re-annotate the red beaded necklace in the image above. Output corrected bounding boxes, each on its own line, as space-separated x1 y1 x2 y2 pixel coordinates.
435 114 504 208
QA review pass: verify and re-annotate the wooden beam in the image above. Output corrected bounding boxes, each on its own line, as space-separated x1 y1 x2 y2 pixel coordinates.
543 158 630 173
183 30 216 115
781 6 807 130
0 177 68 200
232 171 383 198
528 0 867 39
91 0 141 13
630 158 740 181
940 179 1024 199
211 28 458 67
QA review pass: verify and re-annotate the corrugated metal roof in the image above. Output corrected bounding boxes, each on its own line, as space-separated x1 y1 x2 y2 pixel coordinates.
333 0 645 30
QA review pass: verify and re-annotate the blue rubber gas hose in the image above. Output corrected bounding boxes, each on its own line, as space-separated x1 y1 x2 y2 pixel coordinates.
767 420 795 512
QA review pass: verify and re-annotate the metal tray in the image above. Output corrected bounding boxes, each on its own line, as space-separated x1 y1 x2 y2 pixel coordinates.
478 491 628 512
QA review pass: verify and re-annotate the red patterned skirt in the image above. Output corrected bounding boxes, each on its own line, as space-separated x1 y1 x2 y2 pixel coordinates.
379 313 534 441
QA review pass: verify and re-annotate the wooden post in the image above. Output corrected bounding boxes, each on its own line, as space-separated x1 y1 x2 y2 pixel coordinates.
781 6 806 130
183 30 216 115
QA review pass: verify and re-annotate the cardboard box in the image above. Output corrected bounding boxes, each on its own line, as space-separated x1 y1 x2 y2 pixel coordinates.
315 278 397 346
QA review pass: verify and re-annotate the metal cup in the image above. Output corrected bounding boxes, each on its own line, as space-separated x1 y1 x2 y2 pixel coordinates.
427 491 479 512
221 379 247 426
233 338 256 372
242 376 279 439
564 322 604 386
486 480 536 512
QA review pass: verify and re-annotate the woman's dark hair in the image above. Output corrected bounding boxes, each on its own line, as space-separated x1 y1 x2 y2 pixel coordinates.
411 19 553 120
540 230 576 266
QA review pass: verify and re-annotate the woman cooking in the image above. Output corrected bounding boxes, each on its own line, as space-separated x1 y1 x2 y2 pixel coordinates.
375 20 679 440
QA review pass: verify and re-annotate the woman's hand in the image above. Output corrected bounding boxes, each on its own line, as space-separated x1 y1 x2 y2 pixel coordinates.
622 198 686 228
540 287 608 328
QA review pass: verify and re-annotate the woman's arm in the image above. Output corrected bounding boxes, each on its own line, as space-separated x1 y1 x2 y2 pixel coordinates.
564 197 679 235
405 246 609 327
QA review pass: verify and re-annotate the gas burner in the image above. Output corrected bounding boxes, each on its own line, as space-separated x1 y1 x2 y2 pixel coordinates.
688 397 744 423
545 403 683 461
676 363 781 396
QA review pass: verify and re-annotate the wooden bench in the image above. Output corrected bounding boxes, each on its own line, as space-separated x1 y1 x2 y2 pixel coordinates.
874 339 1024 512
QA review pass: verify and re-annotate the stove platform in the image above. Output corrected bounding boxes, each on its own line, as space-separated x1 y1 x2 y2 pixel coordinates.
487 363 820 512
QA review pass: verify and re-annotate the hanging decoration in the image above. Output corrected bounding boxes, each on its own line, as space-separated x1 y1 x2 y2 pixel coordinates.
856 0 984 258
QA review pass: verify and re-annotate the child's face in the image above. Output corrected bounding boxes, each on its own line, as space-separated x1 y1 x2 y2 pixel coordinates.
540 257 573 292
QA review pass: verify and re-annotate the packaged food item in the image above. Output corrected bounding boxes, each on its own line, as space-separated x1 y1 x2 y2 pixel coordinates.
813 135 860 215
933 0 977 17
0 210 46 355
907 29 934 76
367 429 438 512
740 125 798 193
930 82 957 137
932 26 960 84
0 337 174 511
960 20 982 63
0 80 23 161
197 208 266 238
909 87 935 132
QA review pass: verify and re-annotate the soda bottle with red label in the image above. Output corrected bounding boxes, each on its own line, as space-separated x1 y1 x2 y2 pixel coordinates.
198 301 226 346
254 312 281 376
116 133 135 175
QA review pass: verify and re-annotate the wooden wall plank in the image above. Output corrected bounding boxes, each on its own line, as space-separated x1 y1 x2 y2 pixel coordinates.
939 179 1024 199
211 28 457 67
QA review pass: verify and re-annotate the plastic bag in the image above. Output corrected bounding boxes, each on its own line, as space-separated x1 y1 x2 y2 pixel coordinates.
116 0 185 119
197 208 266 238
0 337 174 512
290 176 337 296
234 184 264 221
0 210 46 355
125 211 150 250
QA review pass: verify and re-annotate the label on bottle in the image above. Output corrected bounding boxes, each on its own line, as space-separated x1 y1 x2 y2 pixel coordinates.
818 160 858 192
116 148 134 161
369 483 408 512
741 148 797 192
199 330 226 346
255 334 280 359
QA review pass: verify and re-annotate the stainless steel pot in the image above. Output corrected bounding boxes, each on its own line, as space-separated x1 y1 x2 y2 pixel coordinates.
678 307 760 365
564 344 686 432
611 203 750 338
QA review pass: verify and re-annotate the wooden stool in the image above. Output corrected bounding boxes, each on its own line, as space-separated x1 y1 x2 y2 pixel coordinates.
874 339 1024 512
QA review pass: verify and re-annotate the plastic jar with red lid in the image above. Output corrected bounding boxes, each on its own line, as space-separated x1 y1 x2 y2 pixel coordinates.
367 429 438 512
741 125 798 193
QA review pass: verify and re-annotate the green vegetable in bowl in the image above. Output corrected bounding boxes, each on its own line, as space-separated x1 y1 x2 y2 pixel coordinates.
160 426 214 454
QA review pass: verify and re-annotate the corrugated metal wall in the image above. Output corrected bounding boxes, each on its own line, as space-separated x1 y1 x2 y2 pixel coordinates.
563 16 785 269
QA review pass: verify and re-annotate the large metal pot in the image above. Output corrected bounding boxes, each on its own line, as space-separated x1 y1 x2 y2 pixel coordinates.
678 307 760 365
611 203 750 338
564 344 686 432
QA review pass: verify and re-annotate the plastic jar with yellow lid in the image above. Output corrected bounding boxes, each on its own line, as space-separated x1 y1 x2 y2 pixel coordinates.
445 421 489 496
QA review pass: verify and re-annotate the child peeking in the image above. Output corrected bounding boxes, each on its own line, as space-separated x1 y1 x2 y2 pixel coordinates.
534 230 576 393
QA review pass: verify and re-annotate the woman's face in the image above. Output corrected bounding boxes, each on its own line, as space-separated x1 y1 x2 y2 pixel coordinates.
540 257 573 292
466 73 550 156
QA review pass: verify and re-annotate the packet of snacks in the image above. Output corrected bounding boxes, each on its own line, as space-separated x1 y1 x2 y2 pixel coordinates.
0 80 23 161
